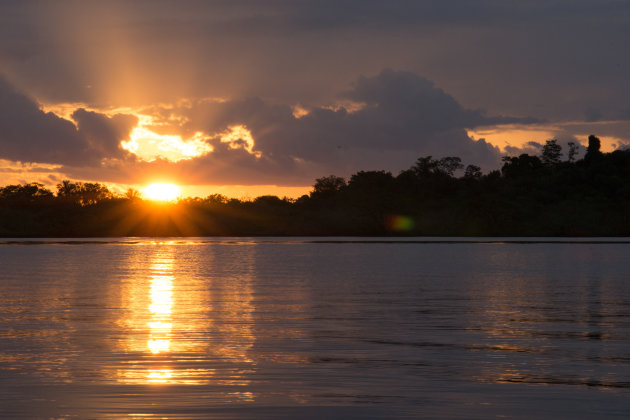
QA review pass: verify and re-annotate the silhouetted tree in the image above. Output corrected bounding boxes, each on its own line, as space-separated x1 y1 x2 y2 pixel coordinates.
4 137 630 237
56 180 78 197
79 183 112 205
501 154 543 177
125 188 141 200
413 156 439 177
347 170 395 191
0 183 53 202
541 139 562 166
56 181 111 205
567 141 579 162
437 157 464 176
412 156 463 178
205 194 229 205
585 135 603 163
464 164 482 179
254 195 289 207
311 175 346 197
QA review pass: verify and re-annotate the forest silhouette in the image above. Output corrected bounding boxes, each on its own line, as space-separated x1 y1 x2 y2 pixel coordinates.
2 135 630 237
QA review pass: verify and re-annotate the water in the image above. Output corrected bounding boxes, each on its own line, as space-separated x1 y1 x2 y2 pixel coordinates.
0 237 629 418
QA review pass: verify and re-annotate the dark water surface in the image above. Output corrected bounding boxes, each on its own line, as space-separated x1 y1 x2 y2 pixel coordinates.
0 238 629 418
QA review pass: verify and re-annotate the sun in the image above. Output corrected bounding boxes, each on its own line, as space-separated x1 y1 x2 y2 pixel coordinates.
142 183 182 201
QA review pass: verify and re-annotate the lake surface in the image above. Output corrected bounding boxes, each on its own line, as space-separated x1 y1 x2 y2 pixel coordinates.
0 237 629 419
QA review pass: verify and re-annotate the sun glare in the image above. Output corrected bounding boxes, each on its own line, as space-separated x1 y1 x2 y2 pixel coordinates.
143 183 181 201
122 126 213 162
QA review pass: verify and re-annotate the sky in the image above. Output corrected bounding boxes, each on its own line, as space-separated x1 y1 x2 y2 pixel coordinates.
1 0 630 198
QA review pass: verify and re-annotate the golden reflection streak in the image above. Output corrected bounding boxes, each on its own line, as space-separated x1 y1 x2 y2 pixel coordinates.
115 248 180 384
147 274 173 354
114 243 256 395
143 255 175 383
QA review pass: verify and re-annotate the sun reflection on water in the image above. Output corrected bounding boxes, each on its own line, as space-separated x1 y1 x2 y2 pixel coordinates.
146 368 173 384
148 274 173 354
115 249 181 384
115 244 256 393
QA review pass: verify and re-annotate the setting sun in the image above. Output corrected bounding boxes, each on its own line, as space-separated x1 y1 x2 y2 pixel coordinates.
142 183 181 201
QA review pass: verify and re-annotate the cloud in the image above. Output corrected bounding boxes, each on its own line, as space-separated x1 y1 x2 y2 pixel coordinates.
72 108 138 159
1 67 616 187
0 76 83 164
87 70 533 185
0 76 137 165
3 0 630 123
4 1 630 192
180 70 528 174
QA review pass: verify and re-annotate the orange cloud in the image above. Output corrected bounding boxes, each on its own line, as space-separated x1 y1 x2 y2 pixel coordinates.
121 127 213 162
217 125 261 158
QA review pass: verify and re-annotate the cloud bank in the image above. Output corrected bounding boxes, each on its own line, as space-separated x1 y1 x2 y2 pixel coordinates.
0 76 137 166
52 70 538 184
2 1 630 191
0 67 622 188
2 0 630 122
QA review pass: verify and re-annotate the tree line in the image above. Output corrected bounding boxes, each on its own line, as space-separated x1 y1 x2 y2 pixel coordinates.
2 135 630 236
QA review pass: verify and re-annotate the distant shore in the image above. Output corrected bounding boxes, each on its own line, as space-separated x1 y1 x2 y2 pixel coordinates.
3 136 630 237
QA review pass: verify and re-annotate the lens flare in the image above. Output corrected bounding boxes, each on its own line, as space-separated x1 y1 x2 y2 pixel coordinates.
385 214 415 232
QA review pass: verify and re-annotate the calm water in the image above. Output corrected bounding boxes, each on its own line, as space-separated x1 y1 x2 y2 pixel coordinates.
0 238 629 419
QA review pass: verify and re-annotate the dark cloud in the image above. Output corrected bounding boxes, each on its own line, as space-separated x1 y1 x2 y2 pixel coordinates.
0 76 136 165
71 108 138 159
2 1 630 187
183 71 524 172
584 107 604 123
504 141 543 157
2 0 630 122
343 69 536 131
103 70 523 185
0 75 84 164
58 70 519 185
